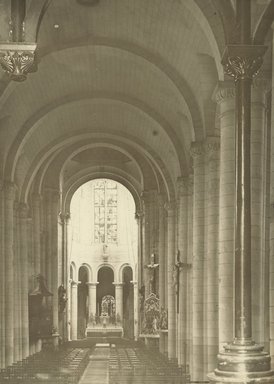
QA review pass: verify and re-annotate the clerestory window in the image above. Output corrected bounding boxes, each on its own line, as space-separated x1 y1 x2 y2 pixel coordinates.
94 180 117 243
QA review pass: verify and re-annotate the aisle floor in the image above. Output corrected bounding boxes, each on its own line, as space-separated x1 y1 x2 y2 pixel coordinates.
78 341 185 384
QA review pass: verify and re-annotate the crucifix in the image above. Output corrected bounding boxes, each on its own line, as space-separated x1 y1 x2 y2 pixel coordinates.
172 250 184 313
173 251 192 313
145 253 159 294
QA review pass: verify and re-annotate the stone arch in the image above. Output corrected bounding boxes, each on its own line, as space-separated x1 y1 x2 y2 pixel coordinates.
79 263 93 283
96 263 116 283
119 263 134 282
7 93 183 182
64 171 141 220
21 131 175 204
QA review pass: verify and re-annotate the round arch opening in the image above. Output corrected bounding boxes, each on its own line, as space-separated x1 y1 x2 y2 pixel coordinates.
68 178 138 340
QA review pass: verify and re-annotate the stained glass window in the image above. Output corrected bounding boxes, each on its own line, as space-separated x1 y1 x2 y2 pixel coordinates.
94 180 117 243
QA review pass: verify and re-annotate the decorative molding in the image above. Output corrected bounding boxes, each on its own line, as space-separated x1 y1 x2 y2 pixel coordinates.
204 137 220 158
18 202 29 219
221 45 267 82
86 282 99 286
0 43 37 82
164 200 176 215
177 176 191 197
135 210 144 220
252 77 271 92
71 280 80 287
3 181 16 200
190 141 205 158
113 282 124 287
141 190 157 204
213 81 235 104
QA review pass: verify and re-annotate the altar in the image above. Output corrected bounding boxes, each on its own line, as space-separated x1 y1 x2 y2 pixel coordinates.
86 295 123 338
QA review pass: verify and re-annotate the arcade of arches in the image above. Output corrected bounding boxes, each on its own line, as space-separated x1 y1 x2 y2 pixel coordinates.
1 0 274 383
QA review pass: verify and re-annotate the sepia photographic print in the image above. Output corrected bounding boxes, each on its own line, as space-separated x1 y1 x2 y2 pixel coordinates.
0 0 274 383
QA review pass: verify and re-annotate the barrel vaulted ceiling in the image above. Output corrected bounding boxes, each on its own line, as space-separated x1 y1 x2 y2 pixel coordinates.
0 0 271 205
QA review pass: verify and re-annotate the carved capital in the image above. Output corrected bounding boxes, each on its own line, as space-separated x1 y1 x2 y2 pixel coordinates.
3 181 16 201
164 200 176 216
71 280 80 287
113 282 124 288
0 43 37 82
59 211 71 223
177 177 190 197
213 81 235 104
190 141 205 159
221 45 267 82
204 137 220 155
18 202 29 219
252 77 271 92
86 282 99 287
135 209 144 220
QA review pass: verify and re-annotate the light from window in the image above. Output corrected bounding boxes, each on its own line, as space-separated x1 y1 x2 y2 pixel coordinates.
94 180 117 243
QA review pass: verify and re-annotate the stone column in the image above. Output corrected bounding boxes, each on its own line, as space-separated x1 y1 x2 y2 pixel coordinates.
19 203 29 359
141 191 157 297
70 281 79 340
0 181 5 368
131 281 138 340
141 192 150 298
251 79 269 347
187 176 193 374
191 142 206 380
158 195 166 309
45 190 52 295
158 195 166 354
4 182 15 367
86 282 98 321
209 6 273 380
135 210 142 338
166 201 176 360
13 203 20 362
32 194 42 353
114 283 124 323
64 213 70 342
51 191 60 341
32 194 41 276
270 26 274 365
177 177 191 370
204 137 220 373
214 82 235 351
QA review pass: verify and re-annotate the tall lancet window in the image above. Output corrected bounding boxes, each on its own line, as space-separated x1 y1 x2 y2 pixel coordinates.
94 180 118 243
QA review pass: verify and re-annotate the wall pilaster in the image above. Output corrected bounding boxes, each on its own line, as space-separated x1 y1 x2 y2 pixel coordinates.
204 137 220 373
18 203 29 359
190 142 206 380
4 182 16 367
166 200 176 360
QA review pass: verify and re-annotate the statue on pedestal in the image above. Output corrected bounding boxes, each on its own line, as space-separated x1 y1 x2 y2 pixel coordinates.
145 253 159 294
159 306 168 330
58 285 68 314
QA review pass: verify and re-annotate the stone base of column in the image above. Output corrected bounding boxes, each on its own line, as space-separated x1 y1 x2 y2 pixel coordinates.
208 341 274 384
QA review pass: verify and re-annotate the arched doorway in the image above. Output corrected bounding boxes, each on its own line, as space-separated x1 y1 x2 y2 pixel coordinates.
123 266 134 339
78 266 88 338
97 267 115 318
